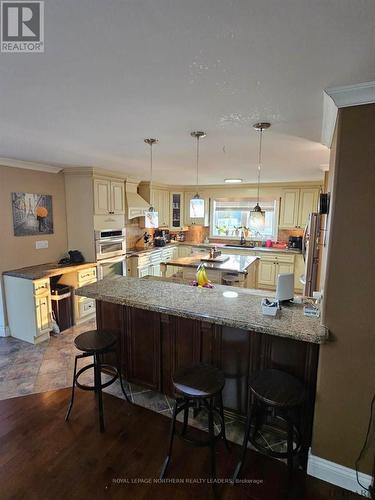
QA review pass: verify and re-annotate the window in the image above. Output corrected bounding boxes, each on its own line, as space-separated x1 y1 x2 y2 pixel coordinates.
210 199 278 240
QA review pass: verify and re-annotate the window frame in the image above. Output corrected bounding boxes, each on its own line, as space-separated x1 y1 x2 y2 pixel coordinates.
209 197 280 241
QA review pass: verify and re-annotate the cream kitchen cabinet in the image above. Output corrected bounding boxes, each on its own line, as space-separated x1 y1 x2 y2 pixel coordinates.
170 192 184 230
3 276 52 344
151 188 170 227
279 187 320 229
59 266 97 324
298 188 319 228
279 189 300 229
257 254 295 290
93 178 125 216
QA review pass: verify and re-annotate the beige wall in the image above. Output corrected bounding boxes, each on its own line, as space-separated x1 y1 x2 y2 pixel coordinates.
312 104 375 475
0 165 68 331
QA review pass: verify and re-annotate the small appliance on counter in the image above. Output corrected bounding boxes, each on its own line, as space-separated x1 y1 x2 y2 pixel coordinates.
288 236 303 249
154 236 167 247
154 229 171 243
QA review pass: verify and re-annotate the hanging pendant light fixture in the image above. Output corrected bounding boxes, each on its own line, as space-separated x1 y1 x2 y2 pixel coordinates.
144 138 159 228
249 122 271 229
190 131 206 219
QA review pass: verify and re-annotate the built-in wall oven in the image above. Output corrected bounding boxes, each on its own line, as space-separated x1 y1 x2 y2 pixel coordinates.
96 254 127 280
95 228 127 280
95 228 126 259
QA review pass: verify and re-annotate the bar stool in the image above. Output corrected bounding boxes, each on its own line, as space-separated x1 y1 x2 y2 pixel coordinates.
233 368 305 481
160 363 228 497
65 329 131 432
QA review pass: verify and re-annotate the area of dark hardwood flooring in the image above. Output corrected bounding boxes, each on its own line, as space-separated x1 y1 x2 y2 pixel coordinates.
0 388 361 500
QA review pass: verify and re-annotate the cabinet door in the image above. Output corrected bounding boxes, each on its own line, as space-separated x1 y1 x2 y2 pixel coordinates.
149 263 161 276
94 179 111 215
125 307 161 390
110 181 125 215
258 260 276 288
276 262 294 276
35 296 51 333
170 192 184 229
151 189 170 227
298 188 319 228
138 266 150 278
279 189 300 228
161 190 170 227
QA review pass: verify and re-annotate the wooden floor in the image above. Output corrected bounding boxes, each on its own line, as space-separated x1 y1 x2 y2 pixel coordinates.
0 389 361 500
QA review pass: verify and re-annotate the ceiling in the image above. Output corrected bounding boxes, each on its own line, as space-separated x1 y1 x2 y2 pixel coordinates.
1 0 375 184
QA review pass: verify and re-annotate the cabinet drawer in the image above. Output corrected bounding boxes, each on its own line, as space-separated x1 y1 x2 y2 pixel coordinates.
137 255 151 267
259 253 295 264
33 280 50 296
78 298 96 318
77 267 97 283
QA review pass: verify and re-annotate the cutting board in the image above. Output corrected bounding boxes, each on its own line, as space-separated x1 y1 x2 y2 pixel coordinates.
201 255 230 263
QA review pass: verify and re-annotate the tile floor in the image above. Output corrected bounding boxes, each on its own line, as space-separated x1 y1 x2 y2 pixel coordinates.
0 321 288 453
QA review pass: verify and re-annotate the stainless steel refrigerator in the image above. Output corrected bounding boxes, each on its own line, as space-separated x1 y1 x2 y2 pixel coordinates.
301 212 321 297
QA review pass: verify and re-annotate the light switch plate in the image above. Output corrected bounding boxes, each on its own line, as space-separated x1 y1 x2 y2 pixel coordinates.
36 240 48 249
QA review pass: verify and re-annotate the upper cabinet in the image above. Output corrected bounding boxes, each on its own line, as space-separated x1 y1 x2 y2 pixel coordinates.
279 187 319 229
151 188 170 227
94 178 125 215
298 188 319 228
170 192 184 230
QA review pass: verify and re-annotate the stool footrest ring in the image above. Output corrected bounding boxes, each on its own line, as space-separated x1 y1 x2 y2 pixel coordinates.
75 363 119 391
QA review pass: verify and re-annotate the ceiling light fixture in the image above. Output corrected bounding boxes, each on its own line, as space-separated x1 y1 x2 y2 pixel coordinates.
190 131 206 219
249 122 271 229
144 138 159 228
224 178 243 184
144 138 158 212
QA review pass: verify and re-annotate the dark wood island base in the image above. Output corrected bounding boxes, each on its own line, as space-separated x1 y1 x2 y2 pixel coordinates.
96 300 319 469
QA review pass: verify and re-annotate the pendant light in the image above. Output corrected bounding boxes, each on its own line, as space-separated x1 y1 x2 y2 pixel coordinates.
249 122 271 229
144 138 159 228
190 131 206 219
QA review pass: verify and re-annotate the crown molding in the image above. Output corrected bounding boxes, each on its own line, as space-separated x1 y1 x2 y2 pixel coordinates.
322 80 375 148
0 158 62 173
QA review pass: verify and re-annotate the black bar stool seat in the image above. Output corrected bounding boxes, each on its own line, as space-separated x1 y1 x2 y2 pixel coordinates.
65 329 130 432
233 368 305 482
74 330 117 354
160 363 228 499
173 363 225 399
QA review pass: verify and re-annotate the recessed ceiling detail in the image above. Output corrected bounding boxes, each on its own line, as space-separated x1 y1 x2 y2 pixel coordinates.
1 1 374 183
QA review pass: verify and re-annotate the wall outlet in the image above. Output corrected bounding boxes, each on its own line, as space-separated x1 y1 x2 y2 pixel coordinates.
35 240 48 249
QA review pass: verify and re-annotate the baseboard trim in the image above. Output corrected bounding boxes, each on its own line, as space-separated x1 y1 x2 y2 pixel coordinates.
307 450 373 497
0 325 10 337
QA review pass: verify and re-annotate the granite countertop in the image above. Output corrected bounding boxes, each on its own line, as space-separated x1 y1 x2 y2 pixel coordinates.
3 262 97 280
127 242 301 255
179 242 302 254
76 276 328 344
161 254 259 274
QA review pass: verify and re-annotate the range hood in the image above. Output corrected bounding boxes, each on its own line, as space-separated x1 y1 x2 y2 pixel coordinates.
125 179 151 219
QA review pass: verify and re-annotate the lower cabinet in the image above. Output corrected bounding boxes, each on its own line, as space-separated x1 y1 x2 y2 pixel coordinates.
95 300 319 469
257 254 295 290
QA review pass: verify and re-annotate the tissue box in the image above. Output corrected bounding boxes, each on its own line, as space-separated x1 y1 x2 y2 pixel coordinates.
261 299 279 317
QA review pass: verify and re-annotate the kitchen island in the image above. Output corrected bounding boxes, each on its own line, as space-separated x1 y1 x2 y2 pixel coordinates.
76 276 328 468
160 253 259 287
